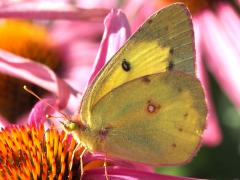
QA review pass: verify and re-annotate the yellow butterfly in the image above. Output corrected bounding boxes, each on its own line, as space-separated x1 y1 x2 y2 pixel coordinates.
64 3 207 166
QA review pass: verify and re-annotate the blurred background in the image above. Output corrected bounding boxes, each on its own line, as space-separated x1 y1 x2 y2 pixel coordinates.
117 0 240 178
0 0 239 179
119 0 240 178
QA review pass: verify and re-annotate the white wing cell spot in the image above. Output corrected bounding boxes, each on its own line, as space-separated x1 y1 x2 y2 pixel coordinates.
148 105 155 112
121 59 131 72
146 100 161 113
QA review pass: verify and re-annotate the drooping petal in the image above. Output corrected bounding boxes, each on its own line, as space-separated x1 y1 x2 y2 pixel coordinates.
199 5 240 109
123 0 156 31
197 47 222 146
217 3 240 55
0 49 79 109
0 1 108 21
28 98 57 128
76 0 118 9
194 16 222 146
51 22 102 93
88 9 131 85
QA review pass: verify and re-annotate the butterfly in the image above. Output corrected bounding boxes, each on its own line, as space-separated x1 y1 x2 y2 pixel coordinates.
64 3 207 166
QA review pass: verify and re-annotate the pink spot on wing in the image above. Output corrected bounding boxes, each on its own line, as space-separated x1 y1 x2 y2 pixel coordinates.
146 100 161 114
172 143 177 148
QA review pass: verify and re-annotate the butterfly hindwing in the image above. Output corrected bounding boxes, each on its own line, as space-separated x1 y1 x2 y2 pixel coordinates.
90 72 206 165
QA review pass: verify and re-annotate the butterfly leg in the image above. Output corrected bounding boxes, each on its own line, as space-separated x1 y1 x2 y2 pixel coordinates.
69 143 80 173
104 154 109 180
80 147 87 179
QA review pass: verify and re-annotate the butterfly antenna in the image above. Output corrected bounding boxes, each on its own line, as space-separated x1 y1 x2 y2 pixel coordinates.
23 85 70 120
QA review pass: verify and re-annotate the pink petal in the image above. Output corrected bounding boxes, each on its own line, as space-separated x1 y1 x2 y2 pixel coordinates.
194 16 222 146
50 21 103 49
217 3 240 54
84 167 198 180
76 0 118 9
0 1 109 21
197 3 240 145
64 63 94 94
88 9 131 85
84 153 153 173
123 0 156 31
28 98 57 128
0 49 79 109
199 7 240 109
197 45 222 146
51 24 101 93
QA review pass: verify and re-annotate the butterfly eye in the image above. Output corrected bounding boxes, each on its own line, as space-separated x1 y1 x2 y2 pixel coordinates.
121 59 131 72
68 122 78 130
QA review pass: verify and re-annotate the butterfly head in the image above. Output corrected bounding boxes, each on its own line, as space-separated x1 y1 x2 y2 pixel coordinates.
60 120 77 131
60 118 87 133
59 117 95 150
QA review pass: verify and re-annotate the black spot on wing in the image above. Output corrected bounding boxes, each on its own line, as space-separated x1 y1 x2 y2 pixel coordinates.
122 59 131 72
167 48 175 71
148 19 153 24
177 87 182 92
178 128 183 132
142 76 151 83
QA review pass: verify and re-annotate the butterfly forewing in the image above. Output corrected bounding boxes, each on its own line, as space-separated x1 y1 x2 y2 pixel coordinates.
80 3 195 126
75 3 207 167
